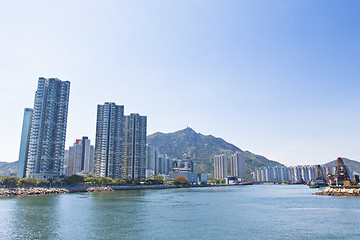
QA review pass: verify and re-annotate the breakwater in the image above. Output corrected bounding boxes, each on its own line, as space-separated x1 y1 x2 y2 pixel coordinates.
0 187 70 197
315 187 360 196
0 185 191 198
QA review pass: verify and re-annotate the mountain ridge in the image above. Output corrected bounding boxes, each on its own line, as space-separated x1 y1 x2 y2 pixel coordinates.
0 161 18 176
147 127 283 178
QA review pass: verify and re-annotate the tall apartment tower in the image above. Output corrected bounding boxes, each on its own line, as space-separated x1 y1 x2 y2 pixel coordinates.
94 103 124 178
17 108 33 178
214 154 228 180
230 151 246 179
122 114 147 181
25 78 70 179
67 137 95 175
146 145 158 174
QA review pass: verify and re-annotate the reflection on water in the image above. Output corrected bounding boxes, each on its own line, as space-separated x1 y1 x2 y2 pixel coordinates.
1 185 360 239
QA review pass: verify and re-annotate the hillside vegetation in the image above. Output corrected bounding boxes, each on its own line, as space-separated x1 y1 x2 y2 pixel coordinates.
148 127 282 178
0 161 17 176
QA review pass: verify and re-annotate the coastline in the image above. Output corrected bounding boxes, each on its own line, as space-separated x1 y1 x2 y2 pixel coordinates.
0 184 214 198
5 184 360 198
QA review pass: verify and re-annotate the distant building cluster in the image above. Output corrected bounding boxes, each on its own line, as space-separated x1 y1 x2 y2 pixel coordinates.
17 78 147 181
65 137 94 175
213 151 246 180
252 165 328 182
146 145 179 177
17 77 204 183
145 146 205 184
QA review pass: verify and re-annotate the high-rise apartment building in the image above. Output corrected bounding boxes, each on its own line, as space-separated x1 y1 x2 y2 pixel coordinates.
94 103 124 178
230 151 246 179
17 108 33 178
94 103 147 180
214 154 227 180
67 137 95 175
146 145 158 174
253 165 327 182
25 78 70 179
122 114 147 181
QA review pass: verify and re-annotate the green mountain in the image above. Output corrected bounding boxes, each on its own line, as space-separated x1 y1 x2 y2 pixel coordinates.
147 127 283 178
0 161 18 176
325 158 360 174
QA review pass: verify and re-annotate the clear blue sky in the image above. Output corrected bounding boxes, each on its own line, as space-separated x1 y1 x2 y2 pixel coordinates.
0 0 359 166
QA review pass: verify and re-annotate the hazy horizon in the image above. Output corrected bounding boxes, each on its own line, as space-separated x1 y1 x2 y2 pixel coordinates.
1 0 359 166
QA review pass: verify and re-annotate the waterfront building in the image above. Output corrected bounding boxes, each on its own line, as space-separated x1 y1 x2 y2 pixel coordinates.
230 151 246 179
301 165 310 182
122 113 147 181
274 166 283 181
321 165 328 180
264 167 271 181
266 167 272 181
146 145 158 175
256 169 261 181
172 159 194 172
288 167 295 182
288 166 303 182
159 155 176 175
254 165 329 183
169 171 198 184
67 137 94 175
260 168 266 181
157 154 166 175
280 166 290 181
94 102 124 178
26 78 70 179
63 149 69 174
200 174 208 184
169 159 198 184
309 165 316 180
214 154 227 180
253 166 290 182
252 170 256 181
146 145 179 177
17 108 33 178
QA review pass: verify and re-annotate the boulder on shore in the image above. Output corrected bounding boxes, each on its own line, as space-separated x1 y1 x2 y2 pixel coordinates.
0 188 69 197
87 187 114 192
315 188 360 196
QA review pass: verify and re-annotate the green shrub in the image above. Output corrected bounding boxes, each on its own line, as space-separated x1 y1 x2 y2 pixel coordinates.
173 176 190 185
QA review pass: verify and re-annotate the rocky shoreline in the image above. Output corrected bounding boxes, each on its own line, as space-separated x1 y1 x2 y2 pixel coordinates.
315 187 360 196
0 187 70 197
6 185 356 198
0 185 186 198
0 187 119 197
0 184 238 198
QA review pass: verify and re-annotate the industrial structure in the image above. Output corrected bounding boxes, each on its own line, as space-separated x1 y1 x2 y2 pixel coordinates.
328 157 352 186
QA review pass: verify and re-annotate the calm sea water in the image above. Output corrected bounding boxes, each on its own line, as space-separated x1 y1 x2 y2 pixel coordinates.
0 185 359 240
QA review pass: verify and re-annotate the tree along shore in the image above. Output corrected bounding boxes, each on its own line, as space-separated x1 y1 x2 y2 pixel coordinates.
0 174 208 198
